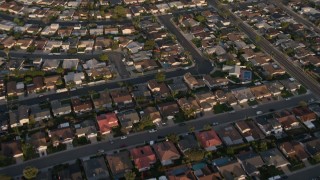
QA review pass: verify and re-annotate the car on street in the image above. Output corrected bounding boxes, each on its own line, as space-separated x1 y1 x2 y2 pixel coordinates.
251 105 258 109
256 111 263 115
97 149 104 154
179 122 186 126
149 129 157 133
120 136 127 140
212 122 219 126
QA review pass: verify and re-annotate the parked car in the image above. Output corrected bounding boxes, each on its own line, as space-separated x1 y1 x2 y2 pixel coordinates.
149 129 157 133
256 111 263 115
120 136 127 140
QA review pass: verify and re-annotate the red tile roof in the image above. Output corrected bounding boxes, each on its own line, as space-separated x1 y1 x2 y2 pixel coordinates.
97 113 119 134
130 145 156 170
196 130 222 149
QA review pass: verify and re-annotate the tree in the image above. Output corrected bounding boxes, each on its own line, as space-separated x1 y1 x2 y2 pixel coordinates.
27 45 36 53
184 148 205 162
22 143 37 160
144 40 156 50
124 171 136 180
23 166 38 180
195 15 206 23
203 124 212 131
299 100 307 107
112 6 126 19
99 53 109 62
166 133 179 143
56 67 64 74
188 126 195 133
4 48 9 60
155 72 166 82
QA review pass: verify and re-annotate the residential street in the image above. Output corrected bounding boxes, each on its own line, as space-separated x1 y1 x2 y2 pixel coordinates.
0 93 313 177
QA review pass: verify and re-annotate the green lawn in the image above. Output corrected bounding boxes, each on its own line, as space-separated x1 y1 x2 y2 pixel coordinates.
281 90 294 98
297 86 307 95
213 103 233 114
47 144 66 154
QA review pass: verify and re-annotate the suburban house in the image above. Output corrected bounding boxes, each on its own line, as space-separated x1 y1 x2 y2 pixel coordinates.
92 91 113 110
51 100 72 117
130 145 157 172
183 72 205 90
166 165 196 180
9 105 29 128
96 113 119 135
75 120 97 140
196 129 222 151
48 127 74 147
6 81 24 96
235 120 265 142
64 72 85 85
83 157 110 180
255 115 283 136
142 106 162 124
28 132 47 157
26 76 45 94
279 141 309 161
1 141 23 161
195 91 217 112
191 163 222 180
279 79 301 92
158 102 180 120
177 97 202 116
117 109 140 130
231 87 255 104
216 160 247 180
42 59 60 71
30 105 51 122
274 110 300 130
71 98 93 114
203 75 228 89
304 139 320 157
292 106 317 129
106 151 133 179
62 59 79 70
110 89 133 109
177 134 199 153
147 80 171 99
265 81 284 96
250 85 272 99
44 75 61 91
217 125 244 146
153 141 181 166
260 148 290 168
236 151 264 177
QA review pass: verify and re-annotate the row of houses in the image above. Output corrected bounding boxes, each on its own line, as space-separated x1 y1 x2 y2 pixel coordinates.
2 124 320 179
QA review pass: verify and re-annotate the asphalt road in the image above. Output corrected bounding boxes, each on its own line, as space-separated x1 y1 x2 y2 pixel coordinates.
0 93 314 177
288 163 320 180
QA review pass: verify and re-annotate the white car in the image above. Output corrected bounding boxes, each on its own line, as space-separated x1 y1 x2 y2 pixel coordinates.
149 129 157 133
256 111 263 115
252 105 258 109
120 136 127 140
212 122 219 126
